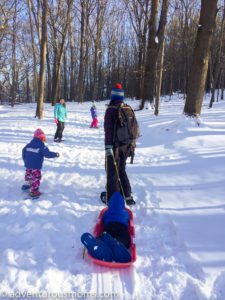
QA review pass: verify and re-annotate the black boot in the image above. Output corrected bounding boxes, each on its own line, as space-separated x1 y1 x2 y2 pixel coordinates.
100 191 107 203
125 196 136 206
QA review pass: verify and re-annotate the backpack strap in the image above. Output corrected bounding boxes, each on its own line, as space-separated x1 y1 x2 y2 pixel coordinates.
107 105 118 109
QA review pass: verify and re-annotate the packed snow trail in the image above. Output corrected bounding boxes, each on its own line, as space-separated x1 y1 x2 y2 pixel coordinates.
0 97 225 299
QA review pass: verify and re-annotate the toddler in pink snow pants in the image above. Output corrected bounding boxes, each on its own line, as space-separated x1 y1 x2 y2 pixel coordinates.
25 168 41 193
22 128 59 197
90 104 98 128
91 118 98 128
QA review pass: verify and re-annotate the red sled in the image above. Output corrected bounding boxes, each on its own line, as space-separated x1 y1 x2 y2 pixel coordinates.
87 207 136 268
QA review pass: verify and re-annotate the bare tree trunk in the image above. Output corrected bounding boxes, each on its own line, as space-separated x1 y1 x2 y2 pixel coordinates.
106 49 111 98
92 0 99 101
63 48 67 99
46 44 52 103
216 70 221 102
125 0 150 100
91 0 106 101
140 0 169 110
181 1 192 96
209 4 225 108
77 0 86 102
31 0 41 46
97 49 103 100
11 0 17 107
84 1 92 100
52 50 64 105
51 33 58 105
184 0 218 117
155 36 165 116
221 70 224 100
51 0 73 106
68 10 75 101
36 0 48 119
26 66 30 102
28 0 38 102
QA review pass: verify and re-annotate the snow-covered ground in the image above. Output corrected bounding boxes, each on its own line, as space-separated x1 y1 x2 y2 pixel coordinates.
0 95 225 300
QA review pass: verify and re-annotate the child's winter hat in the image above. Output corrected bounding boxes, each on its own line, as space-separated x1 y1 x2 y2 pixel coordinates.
92 103 96 107
33 128 46 142
110 83 124 101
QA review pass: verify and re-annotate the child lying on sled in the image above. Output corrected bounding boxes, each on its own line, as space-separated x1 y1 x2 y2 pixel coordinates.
81 192 132 263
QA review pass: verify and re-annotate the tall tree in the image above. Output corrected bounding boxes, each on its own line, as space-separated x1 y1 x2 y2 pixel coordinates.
68 9 76 101
155 35 165 116
91 0 107 101
50 0 73 106
28 0 38 102
125 0 150 99
46 42 52 103
184 0 218 116
36 0 48 119
209 2 225 108
77 0 87 102
11 0 17 107
63 43 68 100
140 0 169 110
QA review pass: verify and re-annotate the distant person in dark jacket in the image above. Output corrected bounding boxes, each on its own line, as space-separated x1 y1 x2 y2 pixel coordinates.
90 103 98 128
104 84 135 206
22 128 59 198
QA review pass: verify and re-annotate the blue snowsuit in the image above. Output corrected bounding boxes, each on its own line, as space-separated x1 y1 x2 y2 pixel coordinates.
90 106 97 119
102 192 130 228
22 138 58 170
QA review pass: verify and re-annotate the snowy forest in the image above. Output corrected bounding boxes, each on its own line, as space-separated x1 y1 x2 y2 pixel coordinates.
0 0 224 115
1 1 225 299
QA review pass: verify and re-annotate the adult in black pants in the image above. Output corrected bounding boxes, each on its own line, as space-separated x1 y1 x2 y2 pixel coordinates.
54 98 67 142
105 145 131 203
104 84 135 206
54 121 64 141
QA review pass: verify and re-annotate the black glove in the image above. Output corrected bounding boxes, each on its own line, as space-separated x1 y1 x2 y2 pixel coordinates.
56 152 60 157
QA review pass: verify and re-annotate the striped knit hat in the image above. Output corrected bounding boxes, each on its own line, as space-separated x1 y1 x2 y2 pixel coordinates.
110 83 124 101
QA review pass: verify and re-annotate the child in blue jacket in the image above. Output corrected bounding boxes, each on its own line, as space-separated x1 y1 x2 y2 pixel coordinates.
102 191 131 248
90 104 98 128
22 128 59 197
81 192 132 263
